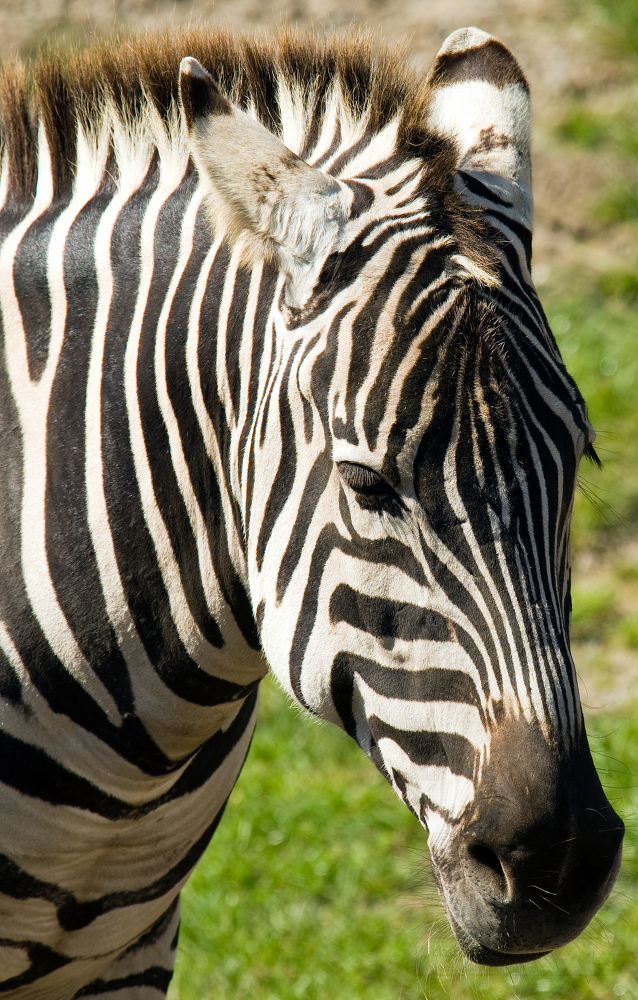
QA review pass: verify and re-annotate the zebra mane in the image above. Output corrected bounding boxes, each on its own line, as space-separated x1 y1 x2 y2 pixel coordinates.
0 27 495 275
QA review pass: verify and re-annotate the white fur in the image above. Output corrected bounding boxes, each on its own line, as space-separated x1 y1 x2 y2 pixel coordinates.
0 151 9 212
428 79 533 228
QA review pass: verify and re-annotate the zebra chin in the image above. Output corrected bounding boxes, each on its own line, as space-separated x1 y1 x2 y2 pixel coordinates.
426 720 624 965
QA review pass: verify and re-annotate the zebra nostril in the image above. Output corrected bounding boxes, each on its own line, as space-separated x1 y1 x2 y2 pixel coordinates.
465 842 511 902
468 843 505 878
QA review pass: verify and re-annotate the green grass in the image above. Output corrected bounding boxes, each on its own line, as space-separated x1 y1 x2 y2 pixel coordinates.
168 676 638 1000
596 268 638 303
564 0 638 60
594 184 638 226
545 295 638 548
570 572 638 659
571 581 620 642
554 0 638 243
585 0 638 58
556 105 638 160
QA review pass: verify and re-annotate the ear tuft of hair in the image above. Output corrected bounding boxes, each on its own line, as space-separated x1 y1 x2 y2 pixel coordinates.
425 26 532 238
179 58 232 130
182 66 350 305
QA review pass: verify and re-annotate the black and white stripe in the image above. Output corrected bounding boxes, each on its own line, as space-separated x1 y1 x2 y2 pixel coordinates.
0 25 622 995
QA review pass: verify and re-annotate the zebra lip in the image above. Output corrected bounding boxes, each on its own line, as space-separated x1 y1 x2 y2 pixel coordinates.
446 910 551 967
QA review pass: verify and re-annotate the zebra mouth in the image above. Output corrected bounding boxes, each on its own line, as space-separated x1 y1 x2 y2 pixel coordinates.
446 909 551 967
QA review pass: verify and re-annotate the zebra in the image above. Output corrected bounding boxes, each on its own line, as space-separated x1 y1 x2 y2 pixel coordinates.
0 23 624 998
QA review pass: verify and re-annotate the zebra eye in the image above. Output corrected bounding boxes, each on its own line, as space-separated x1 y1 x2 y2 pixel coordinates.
337 462 405 516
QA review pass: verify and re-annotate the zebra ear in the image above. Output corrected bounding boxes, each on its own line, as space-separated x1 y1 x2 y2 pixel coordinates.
425 28 533 233
179 57 349 307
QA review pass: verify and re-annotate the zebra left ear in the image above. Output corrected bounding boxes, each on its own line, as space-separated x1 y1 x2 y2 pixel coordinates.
179 57 349 307
425 28 533 234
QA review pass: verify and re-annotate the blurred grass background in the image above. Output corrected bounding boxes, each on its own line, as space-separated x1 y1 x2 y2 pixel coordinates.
2 0 637 995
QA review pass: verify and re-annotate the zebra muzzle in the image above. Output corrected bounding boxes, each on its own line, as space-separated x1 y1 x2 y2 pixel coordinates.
430 721 624 965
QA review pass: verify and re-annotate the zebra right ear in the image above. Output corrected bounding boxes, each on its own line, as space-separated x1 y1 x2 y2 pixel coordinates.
425 28 533 236
179 57 349 308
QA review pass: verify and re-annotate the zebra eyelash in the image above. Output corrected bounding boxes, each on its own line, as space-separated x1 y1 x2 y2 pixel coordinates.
337 462 407 517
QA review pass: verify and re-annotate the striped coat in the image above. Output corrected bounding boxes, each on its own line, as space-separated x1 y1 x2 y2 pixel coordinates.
0 25 623 998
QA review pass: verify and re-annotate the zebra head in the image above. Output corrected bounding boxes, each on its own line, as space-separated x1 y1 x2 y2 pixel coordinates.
180 29 623 965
